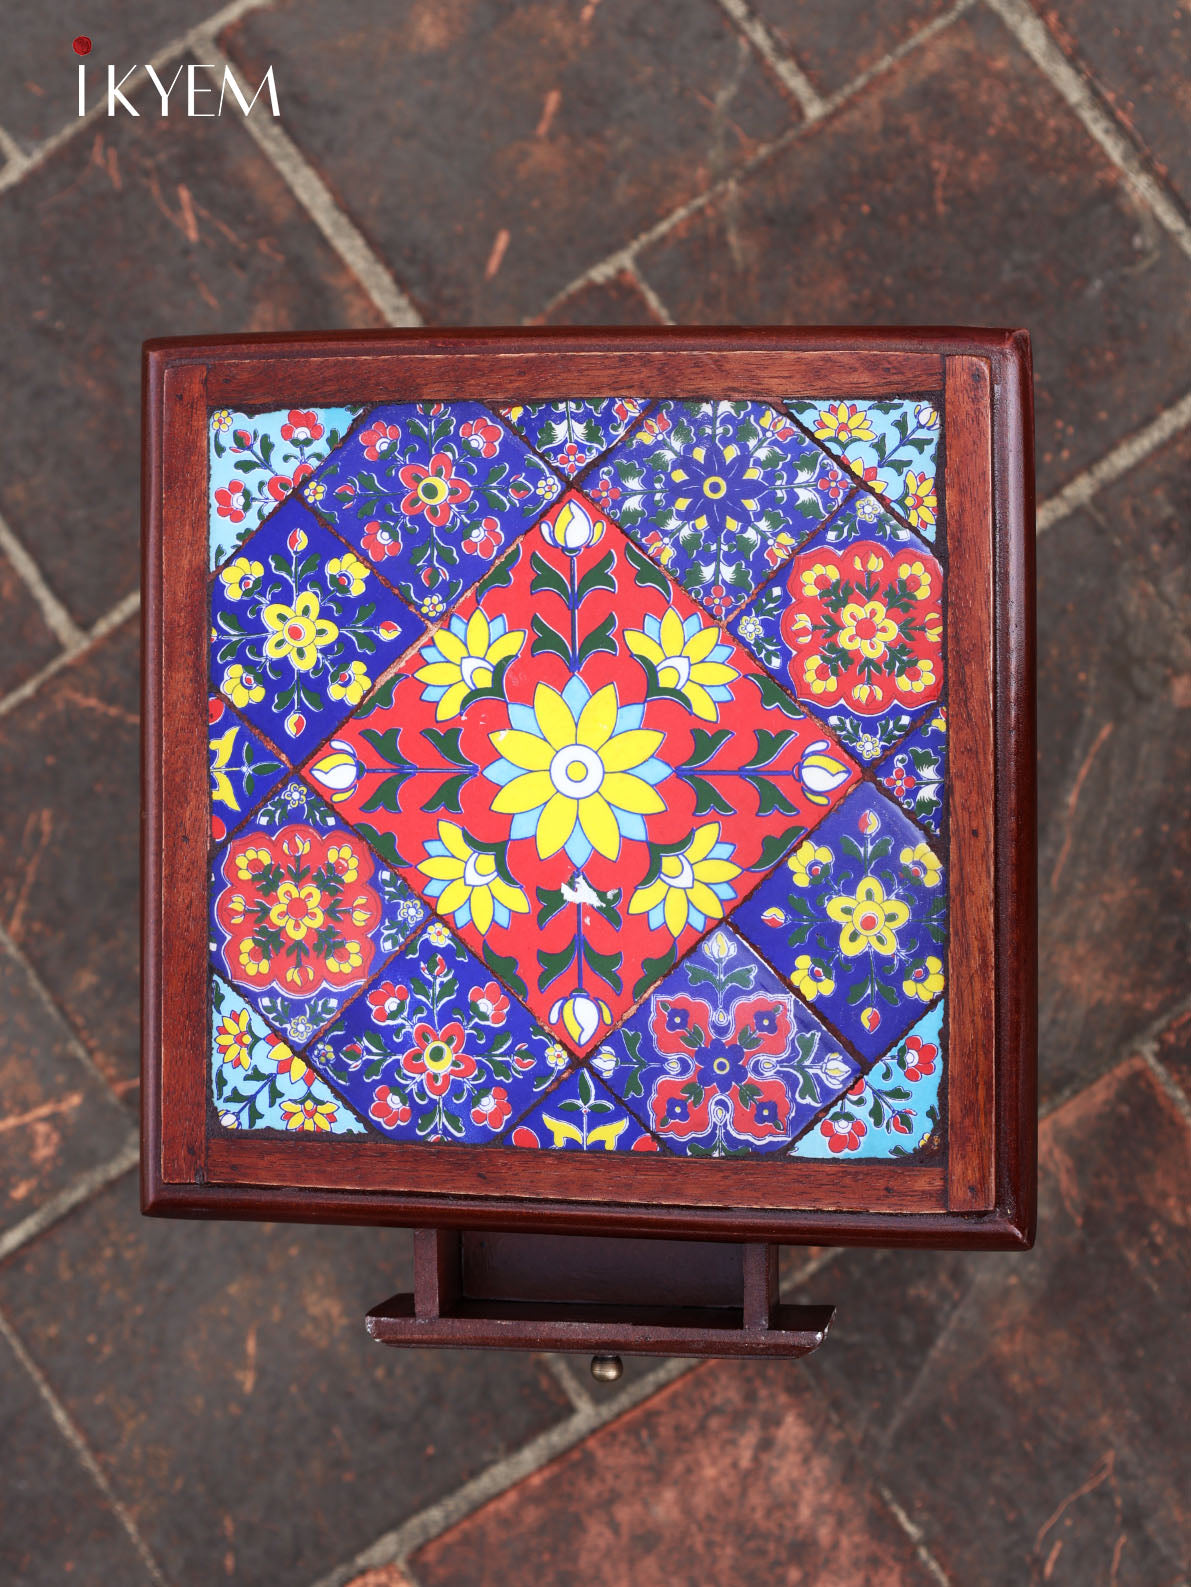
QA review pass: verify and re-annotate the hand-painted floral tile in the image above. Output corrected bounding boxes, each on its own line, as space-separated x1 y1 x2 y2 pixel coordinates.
600 927 861 1157
730 502 942 765
208 696 286 843
209 404 361 569
788 399 940 538
586 401 847 620
209 497 425 760
301 491 862 1056
790 1001 943 1158
209 779 427 1045
873 704 947 835
498 398 650 478
305 926 563 1145
310 402 562 618
732 784 946 1061
507 1065 662 1152
210 974 364 1134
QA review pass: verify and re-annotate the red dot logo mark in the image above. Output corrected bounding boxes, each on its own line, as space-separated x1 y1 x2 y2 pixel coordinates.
72 35 92 55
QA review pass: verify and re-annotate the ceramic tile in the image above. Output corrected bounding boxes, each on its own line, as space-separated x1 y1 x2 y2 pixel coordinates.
498 399 650 478
208 695 287 843
302 489 861 1056
209 404 362 569
730 500 942 764
209 779 427 1044
507 1066 662 1153
210 973 365 1134
586 401 845 620
209 497 425 760
873 704 947 834
600 928 861 1156
307 925 566 1144
311 402 563 617
789 398 941 538
732 784 947 1061
790 1000 943 1157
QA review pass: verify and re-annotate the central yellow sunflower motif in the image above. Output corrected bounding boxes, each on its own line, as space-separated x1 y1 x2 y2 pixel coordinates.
486 680 668 865
623 609 740 721
825 876 910 957
414 609 527 721
417 820 530 936
628 822 743 939
267 881 326 941
262 591 338 671
837 599 899 661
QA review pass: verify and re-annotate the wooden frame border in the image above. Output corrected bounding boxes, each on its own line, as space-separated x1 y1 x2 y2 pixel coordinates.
142 327 1035 1249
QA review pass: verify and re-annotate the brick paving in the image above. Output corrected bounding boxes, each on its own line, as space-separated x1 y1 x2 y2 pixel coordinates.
0 4 1188 1584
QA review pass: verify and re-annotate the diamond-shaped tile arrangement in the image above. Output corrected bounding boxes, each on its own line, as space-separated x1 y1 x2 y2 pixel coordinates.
788 397 940 538
205 394 952 1157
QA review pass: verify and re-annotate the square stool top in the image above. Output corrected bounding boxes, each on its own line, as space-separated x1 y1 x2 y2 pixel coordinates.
142 329 1036 1248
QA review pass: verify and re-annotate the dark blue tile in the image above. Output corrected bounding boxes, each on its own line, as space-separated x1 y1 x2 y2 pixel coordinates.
208 695 286 844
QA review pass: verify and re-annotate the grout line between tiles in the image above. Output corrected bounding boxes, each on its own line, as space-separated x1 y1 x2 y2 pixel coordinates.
622 259 676 326
0 122 23 166
876 1482 955 1587
0 1300 172 1586
541 1352 597 1412
713 0 826 119
0 508 85 649
779 1244 843 1296
0 1140 138 1267
984 0 1191 263
1038 992 1191 1122
1036 388 1191 532
305 1356 698 1587
0 588 139 722
1139 1045 1191 1134
195 44 423 329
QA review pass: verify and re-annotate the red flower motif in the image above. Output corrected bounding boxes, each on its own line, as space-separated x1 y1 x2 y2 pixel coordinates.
401 1021 474 1098
370 1084 411 1129
215 482 247 523
902 1037 937 1082
511 1125 541 1149
359 422 402 461
459 416 502 458
398 454 471 527
462 517 504 559
705 583 732 618
360 520 401 560
267 461 314 501
589 477 621 511
367 981 409 1023
558 441 587 474
471 1086 512 1129
820 1116 867 1153
469 981 509 1026
816 465 849 504
882 763 916 798
209 697 226 725
631 1135 660 1151
281 409 323 444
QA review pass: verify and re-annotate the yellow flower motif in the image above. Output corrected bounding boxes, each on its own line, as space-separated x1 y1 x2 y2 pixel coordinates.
803 654 838 697
226 893 248 925
427 921 451 947
541 497 604 553
549 993 612 1047
262 590 338 671
489 683 665 863
417 820 530 937
219 556 263 600
899 560 932 601
326 940 364 974
308 742 360 803
931 707 947 734
234 847 272 883
787 840 831 888
623 608 739 722
214 1008 253 1068
326 844 360 883
813 402 875 446
223 664 265 708
897 656 936 695
280 1097 339 1132
414 608 526 722
628 823 742 939
326 552 370 596
851 680 884 705
904 956 945 1001
268 882 325 941
800 562 840 599
327 660 372 706
838 599 898 660
825 876 910 958
901 842 943 887
792 955 834 1000
212 409 233 432
902 472 937 530
304 480 326 505
210 726 240 812
924 612 942 645
238 938 270 977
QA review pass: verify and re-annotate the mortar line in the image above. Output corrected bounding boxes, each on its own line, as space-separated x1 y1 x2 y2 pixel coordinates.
542 1352 597 1412
196 44 422 328
1036 388 1191 532
985 0 1191 263
623 258 676 325
0 588 139 722
714 0 826 119
305 1357 698 1587
877 1482 955 1587
0 123 23 166
0 1141 138 1267
0 509 84 649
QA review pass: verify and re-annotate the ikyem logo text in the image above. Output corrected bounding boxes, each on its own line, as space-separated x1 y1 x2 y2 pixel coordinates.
73 36 279 118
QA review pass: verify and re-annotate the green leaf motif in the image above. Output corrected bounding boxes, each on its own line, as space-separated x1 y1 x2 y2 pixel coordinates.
537 941 576 993
530 613 571 664
483 941 528 1002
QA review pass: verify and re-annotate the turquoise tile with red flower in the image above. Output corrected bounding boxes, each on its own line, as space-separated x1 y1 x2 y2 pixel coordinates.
790 1001 943 1158
729 503 942 764
210 974 364 1135
497 398 650 479
873 704 947 835
209 779 427 1047
585 400 844 620
732 785 946 1061
301 489 862 1059
208 695 287 844
600 927 860 1157
210 497 424 761
306 925 565 1145
507 1065 663 1153
788 398 940 540
310 401 562 618
208 404 362 569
